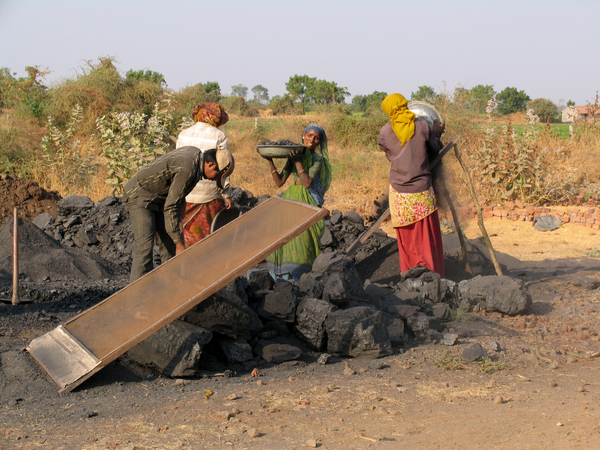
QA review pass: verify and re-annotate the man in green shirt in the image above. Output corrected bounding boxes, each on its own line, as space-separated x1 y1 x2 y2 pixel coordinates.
123 146 234 282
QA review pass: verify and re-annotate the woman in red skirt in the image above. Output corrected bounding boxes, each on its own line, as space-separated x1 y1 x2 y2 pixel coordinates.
378 93 446 277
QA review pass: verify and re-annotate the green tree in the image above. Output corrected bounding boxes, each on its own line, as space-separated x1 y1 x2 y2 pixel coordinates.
528 98 558 122
203 81 222 99
567 99 575 107
285 74 316 112
351 91 387 113
496 87 530 115
251 84 269 105
469 84 496 113
231 84 248 99
411 85 437 103
309 79 350 105
268 94 298 115
125 69 166 86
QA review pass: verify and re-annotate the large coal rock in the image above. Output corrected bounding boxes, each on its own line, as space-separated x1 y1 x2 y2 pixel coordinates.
294 297 338 350
310 252 368 307
458 275 532 315
256 281 297 322
325 306 392 358
213 336 254 365
126 319 212 377
182 284 263 338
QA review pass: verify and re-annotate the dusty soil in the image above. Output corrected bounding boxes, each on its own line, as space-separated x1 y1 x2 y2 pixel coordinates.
2 212 600 448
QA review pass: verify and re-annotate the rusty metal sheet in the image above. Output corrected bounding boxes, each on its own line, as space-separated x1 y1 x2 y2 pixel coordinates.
27 197 328 392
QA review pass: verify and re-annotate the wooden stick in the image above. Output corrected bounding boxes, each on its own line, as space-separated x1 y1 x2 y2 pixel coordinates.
452 144 503 276
12 207 20 305
436 182 473 275
345 134 460 258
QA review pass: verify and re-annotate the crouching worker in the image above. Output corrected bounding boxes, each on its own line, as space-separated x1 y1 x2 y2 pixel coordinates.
123 146 234 283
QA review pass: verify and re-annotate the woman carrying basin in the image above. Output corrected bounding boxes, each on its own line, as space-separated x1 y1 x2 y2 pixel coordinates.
260 125 333 281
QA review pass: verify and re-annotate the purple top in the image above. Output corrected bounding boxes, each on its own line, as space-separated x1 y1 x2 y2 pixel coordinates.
378 119 443 194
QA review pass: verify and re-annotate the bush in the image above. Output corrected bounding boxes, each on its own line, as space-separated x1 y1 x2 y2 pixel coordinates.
220 96 257 117
528 98 558 123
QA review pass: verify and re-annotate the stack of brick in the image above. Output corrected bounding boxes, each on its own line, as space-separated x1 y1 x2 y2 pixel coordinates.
442 200 600 230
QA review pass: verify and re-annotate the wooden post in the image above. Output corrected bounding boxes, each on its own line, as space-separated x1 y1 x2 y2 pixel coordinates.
452 144 503 276
12 207 20 305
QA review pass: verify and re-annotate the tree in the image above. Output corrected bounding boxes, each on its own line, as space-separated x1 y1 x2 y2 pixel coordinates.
251 84 269 105
411 85 437 103
203 82 221 100
496 87 530 115
469 84 496 113
125 69 166 86
231 84 248 99
527 98 559 122
310 79 350 105
567 99 575 107
285 74 316 112
351 91 387 113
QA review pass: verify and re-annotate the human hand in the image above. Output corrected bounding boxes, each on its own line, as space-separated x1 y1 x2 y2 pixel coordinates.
433 119 446 135
289 148 303 161
175 242 186 255
224 198 233 209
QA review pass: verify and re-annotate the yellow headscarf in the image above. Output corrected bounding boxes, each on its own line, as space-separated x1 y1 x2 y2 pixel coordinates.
381 93 416 145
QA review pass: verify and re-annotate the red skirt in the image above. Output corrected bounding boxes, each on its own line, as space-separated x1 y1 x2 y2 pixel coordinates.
182 199 226 247
395 209 444 277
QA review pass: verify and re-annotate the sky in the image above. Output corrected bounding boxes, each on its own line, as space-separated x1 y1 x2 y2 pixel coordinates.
1 0 599 106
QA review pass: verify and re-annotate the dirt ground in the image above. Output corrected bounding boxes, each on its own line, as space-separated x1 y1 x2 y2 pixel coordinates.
2 218 600 450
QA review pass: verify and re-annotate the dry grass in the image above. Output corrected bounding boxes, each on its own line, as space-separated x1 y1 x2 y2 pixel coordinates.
3 110 599 216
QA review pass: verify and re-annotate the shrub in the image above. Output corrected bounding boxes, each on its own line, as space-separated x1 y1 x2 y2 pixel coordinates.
40 104 100 195
92 98 175 194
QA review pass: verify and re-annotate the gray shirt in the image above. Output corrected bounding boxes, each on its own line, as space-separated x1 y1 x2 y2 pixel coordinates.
378 119 443 194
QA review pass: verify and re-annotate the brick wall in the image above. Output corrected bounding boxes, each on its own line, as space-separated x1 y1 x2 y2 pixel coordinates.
443 200 600 230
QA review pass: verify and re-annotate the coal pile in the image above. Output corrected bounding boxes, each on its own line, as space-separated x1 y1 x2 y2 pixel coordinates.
10 188 532 382
0 215 124 283
31 192 392 273
257 140 302 146
125 252 531 378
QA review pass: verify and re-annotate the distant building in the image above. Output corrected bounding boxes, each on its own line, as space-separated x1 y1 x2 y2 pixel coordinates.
562 105 594 123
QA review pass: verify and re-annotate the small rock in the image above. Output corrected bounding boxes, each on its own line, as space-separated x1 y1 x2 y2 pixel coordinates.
490 340 502 352
317 353 332 365
440 333 458 346
247 427 260 438
368 359 385 370
343 365 356 376
494 395 504 404
549 382 558 387
461 343 488 362
257 380 264 386
226 393 238 401
316 385 330 395
306 438 318 448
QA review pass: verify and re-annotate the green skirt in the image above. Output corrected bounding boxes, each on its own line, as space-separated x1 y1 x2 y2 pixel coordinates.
267 185 324 281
